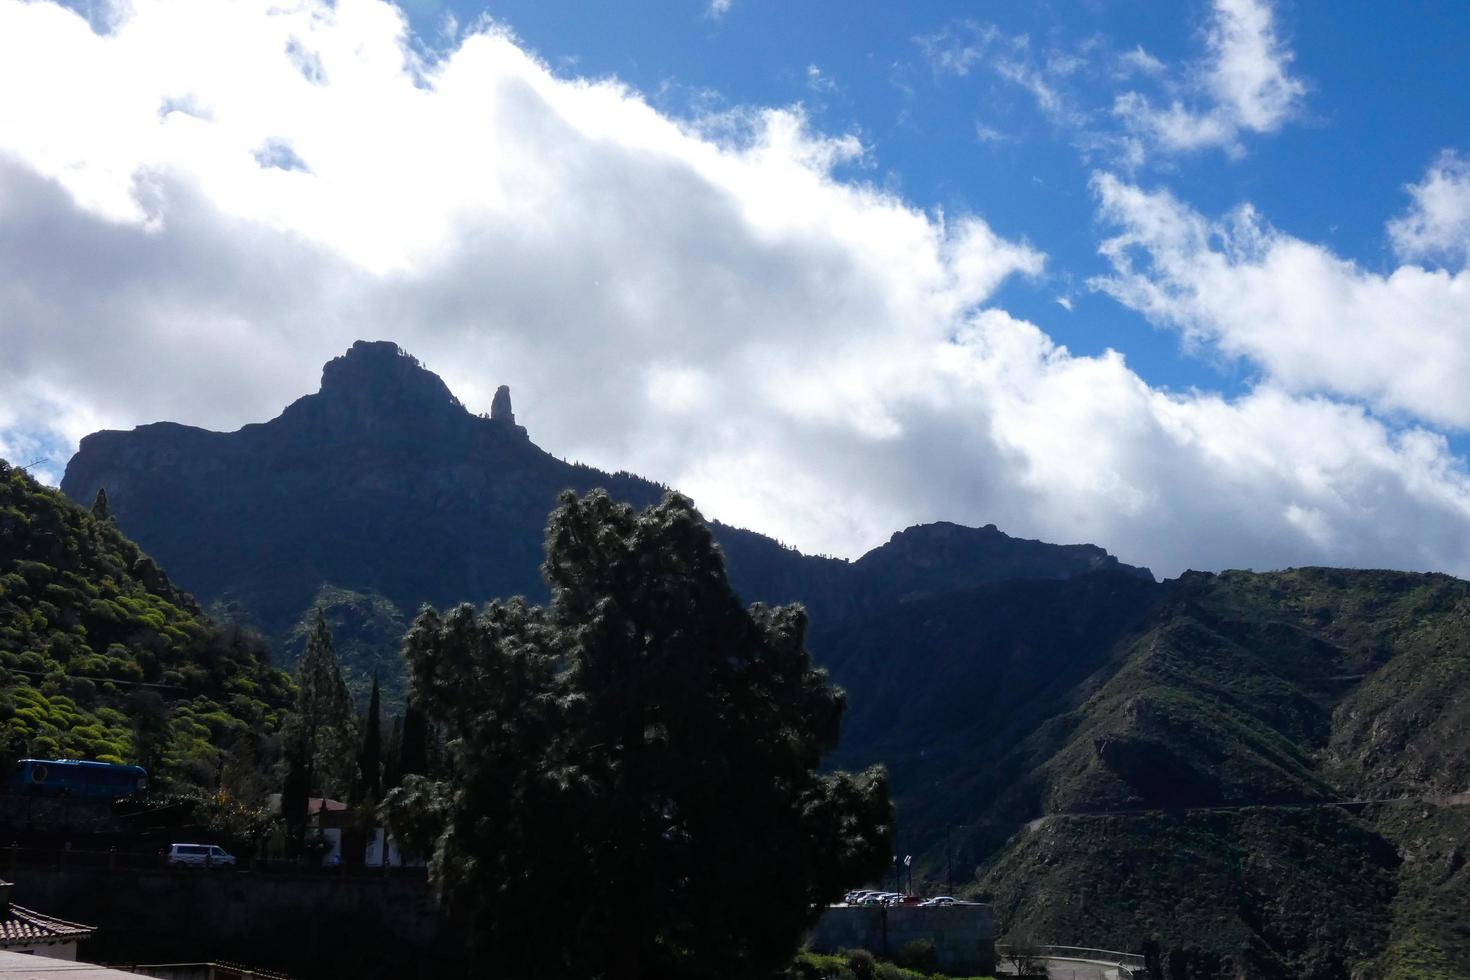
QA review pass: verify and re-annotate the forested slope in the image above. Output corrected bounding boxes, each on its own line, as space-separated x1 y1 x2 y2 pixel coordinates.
0 460 291 790
816 566 1470 978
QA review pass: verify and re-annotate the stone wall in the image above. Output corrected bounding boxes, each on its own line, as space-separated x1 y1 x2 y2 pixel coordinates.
9 866 464 979
807 904 996 974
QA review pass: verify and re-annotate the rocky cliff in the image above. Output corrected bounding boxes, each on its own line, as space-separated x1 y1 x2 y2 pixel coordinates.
61 340 1150 703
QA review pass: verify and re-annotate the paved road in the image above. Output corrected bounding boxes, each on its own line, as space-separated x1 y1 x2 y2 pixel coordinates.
1040 960 1122 980
998 958 1127 980
1025 791 1470 832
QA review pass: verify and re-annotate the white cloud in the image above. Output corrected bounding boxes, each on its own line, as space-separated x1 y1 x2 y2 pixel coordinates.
4 0 1470 581
974 121 1009 144
707 0 732 20
1115 46 1166 79
1114 0 1305 157
805 64 837 94
1090 171 1470 428
1388 150 1470 266
914 22 1000 79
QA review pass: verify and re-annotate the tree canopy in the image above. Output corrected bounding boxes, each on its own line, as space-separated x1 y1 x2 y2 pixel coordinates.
0 459 290 790
284 610 356 801
385 490 890 980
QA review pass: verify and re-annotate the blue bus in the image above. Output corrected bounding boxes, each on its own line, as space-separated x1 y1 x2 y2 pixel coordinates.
7 759 149 800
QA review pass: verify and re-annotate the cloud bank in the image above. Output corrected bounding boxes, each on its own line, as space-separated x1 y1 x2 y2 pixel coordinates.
3 0 1470 580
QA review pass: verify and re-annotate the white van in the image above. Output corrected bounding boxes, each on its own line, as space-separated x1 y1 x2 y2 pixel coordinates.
166 843 236 868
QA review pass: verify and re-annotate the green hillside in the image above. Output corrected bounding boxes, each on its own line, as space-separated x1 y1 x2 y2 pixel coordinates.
817 567 1470 978
0 459 291 791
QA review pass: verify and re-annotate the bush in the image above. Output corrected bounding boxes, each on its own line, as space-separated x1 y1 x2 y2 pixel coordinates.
898 939 938 973
846 949 878 980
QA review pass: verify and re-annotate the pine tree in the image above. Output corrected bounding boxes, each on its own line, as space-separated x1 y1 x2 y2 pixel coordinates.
283 609 357 801
384 490 891 980
90 487 114 523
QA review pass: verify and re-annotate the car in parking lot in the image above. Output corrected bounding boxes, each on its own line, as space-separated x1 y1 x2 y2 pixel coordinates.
166 843 236 868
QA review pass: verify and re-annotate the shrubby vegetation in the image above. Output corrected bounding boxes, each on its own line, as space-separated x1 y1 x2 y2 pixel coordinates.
790 949 992 980
0 460 291 791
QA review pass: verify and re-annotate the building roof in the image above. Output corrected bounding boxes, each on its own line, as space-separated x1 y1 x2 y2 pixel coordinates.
0 904 95 947
0 881 94 948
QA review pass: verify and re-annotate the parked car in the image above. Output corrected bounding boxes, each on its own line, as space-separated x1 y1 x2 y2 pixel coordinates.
166 843 236 868
920 895 958 906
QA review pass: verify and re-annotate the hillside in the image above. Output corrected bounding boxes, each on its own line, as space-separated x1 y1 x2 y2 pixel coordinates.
60 340 1149 705
55 340 1470 975
817 566 1470 978
0 459 291 791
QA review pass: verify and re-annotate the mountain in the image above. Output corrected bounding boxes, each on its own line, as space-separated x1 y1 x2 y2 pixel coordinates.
60 340 1150 706
63 339 1470 974
824 566 1470 978
0 459 290 791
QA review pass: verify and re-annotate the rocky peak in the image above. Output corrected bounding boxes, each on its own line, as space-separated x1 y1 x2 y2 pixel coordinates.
850 519 1153 605
489 383 529 439
491 385 515 424
274 340 471 438
318 341 461 408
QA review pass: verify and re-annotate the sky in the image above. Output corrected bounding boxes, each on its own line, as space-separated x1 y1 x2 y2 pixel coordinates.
2 0 1469 578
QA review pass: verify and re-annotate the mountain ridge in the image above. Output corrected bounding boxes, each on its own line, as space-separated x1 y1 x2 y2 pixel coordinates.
61 340 1152 696
43 340 1470 975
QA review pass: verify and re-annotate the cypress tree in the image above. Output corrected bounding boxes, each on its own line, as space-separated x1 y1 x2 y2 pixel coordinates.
383 713 404 790
91 487 114 523
356 673 383 803
284 609 357 801
282 746 310 856
398 702 428 778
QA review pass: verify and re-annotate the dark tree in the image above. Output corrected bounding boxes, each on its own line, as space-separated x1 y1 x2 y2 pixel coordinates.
129 689 169 778
355 673 383 804
283 610 356 801
1143 939 1164 980
1002 939 1048 978
383 713 404 790
396 702 428 779
281 747 310 855
90 487 114 523
384 490 891 980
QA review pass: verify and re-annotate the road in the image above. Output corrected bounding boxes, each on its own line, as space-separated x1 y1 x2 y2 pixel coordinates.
1024 791 1470 832
998 959 1125 979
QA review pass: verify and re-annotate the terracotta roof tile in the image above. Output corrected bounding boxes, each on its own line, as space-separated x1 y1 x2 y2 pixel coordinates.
0 904 95 946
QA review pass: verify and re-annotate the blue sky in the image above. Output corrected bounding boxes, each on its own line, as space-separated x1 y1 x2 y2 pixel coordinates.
414 0 1469 391
3 0 1470 576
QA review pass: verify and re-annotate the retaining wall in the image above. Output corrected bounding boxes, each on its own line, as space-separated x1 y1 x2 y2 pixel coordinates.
807 904 996 974
9 866 464 979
